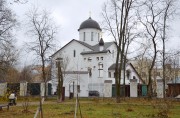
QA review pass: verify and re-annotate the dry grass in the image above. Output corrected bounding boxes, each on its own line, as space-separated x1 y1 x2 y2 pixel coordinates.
0 97 179 118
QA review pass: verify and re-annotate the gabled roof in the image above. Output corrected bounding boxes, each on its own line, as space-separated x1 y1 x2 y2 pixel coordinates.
51 39 115 57
51 39 93 57
81 50 110 55
92 42 115 51
76 40 94 50
81 41 115 55
108 63 124 70
129 63 145 84
108 63 145 84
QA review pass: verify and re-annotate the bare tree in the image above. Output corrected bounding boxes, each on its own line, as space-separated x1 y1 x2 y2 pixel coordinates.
52 54 69 102
165 51 180 82
102 0 136 102
0 40 19 82
26 7 57 118
160 0 178 98
56 58 63 102
0 0 17 42
19 65 33 82
0 0 19 82
122 16 140 97
137 0 164 98
26 7 57 97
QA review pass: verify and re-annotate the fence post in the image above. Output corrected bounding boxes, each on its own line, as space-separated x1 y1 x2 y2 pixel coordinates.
130 79 137 97
156 79 163 98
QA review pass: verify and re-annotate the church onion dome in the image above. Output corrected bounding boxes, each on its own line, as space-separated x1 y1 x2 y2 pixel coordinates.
78 17 102 31
99 38 104 46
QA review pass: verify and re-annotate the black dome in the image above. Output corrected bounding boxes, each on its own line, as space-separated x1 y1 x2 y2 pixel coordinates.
78 17 101 31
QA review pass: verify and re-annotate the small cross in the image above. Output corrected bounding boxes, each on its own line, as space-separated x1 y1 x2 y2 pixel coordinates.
89 11 91 17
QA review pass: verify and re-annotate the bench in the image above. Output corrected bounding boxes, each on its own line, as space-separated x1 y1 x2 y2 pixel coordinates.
0 104 9 111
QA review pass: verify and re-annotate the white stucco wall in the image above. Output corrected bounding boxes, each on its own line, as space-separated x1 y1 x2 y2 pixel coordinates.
79 28 101 45
126 64 142 84
52 40 92 71
51 40 92 93
63 73 89 97
108 64 142 85
50 36 141 97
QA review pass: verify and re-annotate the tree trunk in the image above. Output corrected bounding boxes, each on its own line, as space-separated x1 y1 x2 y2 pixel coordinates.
115 45 121 103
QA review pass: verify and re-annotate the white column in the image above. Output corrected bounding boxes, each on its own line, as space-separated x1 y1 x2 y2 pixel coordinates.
156 79 163 98
0 83 7 96
130 79 137 97
20 82 27 96
41 83 45 96
104 80 112 97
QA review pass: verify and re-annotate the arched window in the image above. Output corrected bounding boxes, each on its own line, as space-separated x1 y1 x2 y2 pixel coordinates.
91 32 93 41
83 32 86 41
73 50 76 57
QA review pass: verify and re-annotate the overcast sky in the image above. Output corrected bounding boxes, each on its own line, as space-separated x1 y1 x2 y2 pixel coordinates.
10 0 108 46
6 0 180 66
7 0 108 66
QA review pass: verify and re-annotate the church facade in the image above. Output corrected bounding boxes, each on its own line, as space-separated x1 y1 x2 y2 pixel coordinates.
50 17 143 97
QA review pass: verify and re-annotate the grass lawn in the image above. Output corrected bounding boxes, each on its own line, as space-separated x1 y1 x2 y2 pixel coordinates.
0 97 180 118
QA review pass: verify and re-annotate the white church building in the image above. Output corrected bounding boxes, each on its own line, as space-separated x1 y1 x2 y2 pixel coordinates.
50 17 143 97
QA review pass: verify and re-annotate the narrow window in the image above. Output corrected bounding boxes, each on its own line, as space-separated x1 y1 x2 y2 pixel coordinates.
88 67 92 78
101 57 103 60
83 32 86 41
96 57 99 61
73 50 76 57
108 72 111 78
98 62 103 77
133 76 136 79
91 32 93 41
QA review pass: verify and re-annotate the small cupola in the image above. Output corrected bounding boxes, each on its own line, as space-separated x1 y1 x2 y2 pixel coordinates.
99 38 104 51
78 16 102 45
